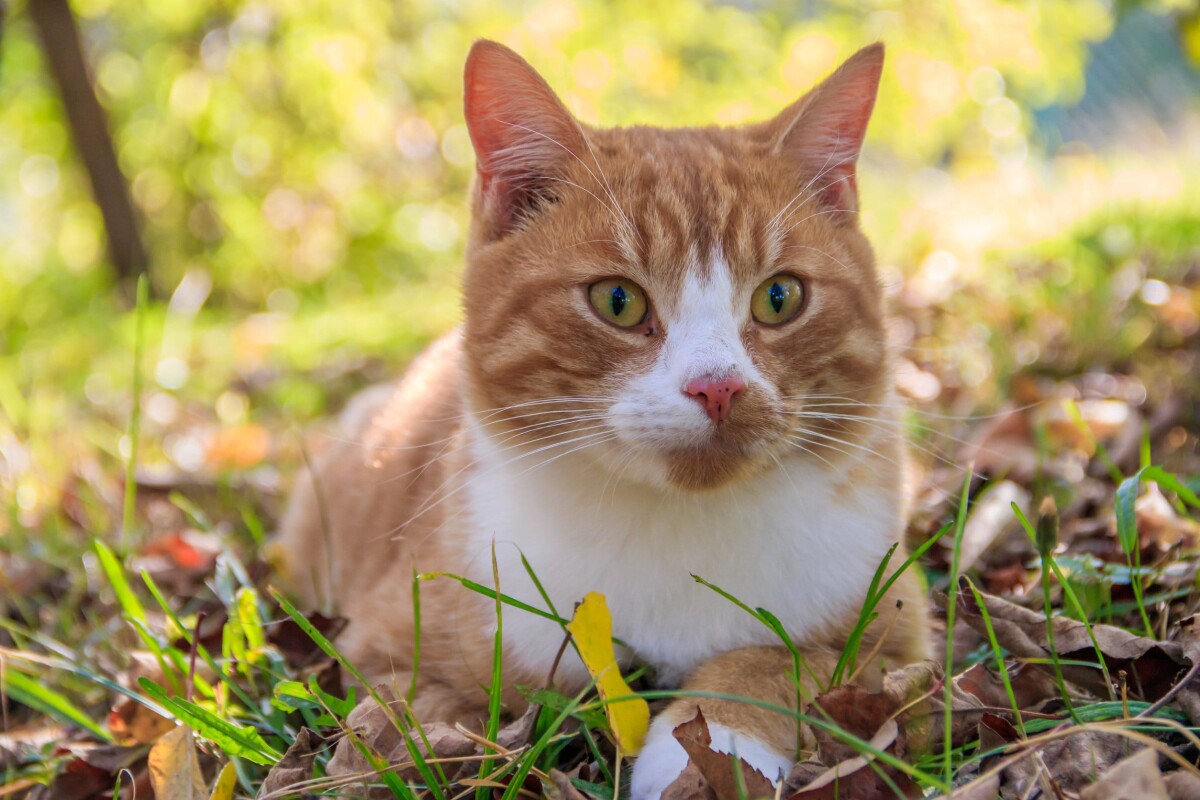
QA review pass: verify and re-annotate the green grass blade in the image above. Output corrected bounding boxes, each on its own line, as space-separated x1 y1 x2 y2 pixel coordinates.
137 677 281 764
478 543 505 800
1115 469 1144 556
1011 502 1115 700
2 666 113 741
943 468 972 786
418 571 570 627
1144 466 1200 509
1114 469 1154 637
831 542 896 686
271 589 447 798
93 539 147 624
962 577 1026 736
408 568 421 706
94 540 182 693
501 685 593 800
141 570 284 734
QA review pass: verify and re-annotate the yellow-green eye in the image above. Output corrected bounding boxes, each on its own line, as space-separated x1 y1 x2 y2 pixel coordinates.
589 279 648 328
751 274 805 325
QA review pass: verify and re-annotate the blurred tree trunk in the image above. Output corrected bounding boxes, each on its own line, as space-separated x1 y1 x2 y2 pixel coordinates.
29 0 149 288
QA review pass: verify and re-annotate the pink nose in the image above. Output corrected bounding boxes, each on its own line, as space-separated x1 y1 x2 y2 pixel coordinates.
684 375 746 423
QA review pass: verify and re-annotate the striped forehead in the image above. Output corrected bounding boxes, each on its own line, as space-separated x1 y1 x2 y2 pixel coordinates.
588 128 779 279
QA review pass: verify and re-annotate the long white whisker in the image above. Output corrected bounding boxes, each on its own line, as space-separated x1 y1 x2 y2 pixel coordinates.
788 427 901 467
381 427 618 539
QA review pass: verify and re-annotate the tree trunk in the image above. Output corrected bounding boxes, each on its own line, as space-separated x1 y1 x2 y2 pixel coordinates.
29 0 149 287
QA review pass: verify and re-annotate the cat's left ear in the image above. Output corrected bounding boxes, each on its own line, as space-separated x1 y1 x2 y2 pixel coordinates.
768 43 884 221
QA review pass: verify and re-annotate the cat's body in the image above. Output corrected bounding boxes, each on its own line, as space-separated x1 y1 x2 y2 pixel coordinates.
276 40 930 799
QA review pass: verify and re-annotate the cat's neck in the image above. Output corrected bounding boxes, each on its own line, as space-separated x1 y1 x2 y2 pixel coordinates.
457 411 905 684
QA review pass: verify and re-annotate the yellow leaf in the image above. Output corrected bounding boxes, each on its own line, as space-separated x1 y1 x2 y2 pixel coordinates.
567 592 649 754
148 725 207 800
209 763 237 800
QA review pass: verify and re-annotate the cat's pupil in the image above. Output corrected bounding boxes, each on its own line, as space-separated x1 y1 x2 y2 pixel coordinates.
768 283 785 314
611 286 627 317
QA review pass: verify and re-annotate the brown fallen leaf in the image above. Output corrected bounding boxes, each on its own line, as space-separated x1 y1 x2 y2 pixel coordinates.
147 725 207 800
267 610 347 669
1002 731 1136 799
664 710 776 800
259 728 323 798
948 583 1188 701
955 481 1032 574
957 661 1061 713
327 686 539 790
1164 769 1200 800
789 719 920 800
548 769 594 800
1136 483 1200 551
928 772 1000 800
47 756 115 800
108 696 175 745
661 762 718 800
1080 748 1168 800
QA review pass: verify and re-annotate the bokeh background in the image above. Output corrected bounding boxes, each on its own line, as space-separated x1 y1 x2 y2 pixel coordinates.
2 0 1200 535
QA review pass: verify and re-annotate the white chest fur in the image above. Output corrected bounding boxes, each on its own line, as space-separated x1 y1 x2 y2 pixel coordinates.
460 425 901 688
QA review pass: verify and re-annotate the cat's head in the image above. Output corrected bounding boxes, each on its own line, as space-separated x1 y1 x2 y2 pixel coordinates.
459 40 892 490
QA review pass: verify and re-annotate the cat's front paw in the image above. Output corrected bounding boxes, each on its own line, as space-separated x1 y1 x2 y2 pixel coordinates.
630 714 792 800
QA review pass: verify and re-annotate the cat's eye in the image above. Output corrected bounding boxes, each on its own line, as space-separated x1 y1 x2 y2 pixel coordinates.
589 279 648 328
751 274 805 325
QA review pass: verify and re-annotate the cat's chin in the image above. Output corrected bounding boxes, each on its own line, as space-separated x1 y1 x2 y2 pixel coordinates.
659 447 767 490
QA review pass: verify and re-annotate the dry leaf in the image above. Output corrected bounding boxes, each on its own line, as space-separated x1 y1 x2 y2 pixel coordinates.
956 481 1032 574
1001 732 1135 799
789 719 919 800
327 686 539 790
957 661 1060 712
267 611 347 669
1135 483 1200 551
1163 770 1200 800
148 726 207 800
547 769 592 800
47 757 113 800
1080 748 1168 800
949 584 1189 700
108 696 175 744
667 710 775 800
932 773 1000 800
259 728 322 797
567 592 649 754
661 763 718 800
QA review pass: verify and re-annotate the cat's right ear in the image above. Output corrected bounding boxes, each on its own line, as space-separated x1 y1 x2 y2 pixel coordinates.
464 40 584 237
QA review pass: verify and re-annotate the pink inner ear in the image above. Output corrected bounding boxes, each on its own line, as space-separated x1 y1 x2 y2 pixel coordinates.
773 43 884 215
463 41 583 232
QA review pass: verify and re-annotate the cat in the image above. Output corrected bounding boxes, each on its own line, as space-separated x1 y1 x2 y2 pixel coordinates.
274 39 931 799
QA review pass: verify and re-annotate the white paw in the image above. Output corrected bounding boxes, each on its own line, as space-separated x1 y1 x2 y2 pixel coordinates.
630 715 792 800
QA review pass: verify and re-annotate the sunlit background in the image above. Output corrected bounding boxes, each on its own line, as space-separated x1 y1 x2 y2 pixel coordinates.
1 0 1199 532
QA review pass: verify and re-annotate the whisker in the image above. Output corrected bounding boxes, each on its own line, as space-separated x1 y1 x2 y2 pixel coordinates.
380 427 619 539
787 427 902 468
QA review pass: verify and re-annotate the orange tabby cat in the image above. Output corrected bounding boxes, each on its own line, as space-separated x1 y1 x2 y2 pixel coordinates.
275 39 930 798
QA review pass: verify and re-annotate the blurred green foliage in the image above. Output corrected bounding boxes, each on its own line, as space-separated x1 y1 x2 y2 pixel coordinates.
2 0 1117 308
